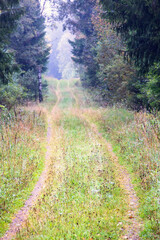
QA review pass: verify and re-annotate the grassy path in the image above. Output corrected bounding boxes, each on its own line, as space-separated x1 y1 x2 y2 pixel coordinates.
69 85 142 239
1 79 143 239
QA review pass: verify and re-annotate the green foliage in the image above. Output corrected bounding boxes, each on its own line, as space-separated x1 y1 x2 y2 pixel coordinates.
145 63 160 109
18 70 48 102
0 83 25 110
0 0 22 84
0 52 16 85
126 77 146 110
91 5 139 106
96 0 160 109
96 49 136 104
10 0 50 101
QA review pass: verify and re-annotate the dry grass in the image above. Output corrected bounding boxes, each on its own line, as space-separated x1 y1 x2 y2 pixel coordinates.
81 107 160 239
0 106 47 237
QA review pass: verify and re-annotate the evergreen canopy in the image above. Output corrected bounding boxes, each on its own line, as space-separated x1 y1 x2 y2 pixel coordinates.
0 0 22 84
100 0 160 74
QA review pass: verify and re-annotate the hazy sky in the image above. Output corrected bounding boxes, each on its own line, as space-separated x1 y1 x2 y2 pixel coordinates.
40 0 53 16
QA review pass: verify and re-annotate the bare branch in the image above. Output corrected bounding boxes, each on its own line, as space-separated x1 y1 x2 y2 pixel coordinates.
41 0 48 15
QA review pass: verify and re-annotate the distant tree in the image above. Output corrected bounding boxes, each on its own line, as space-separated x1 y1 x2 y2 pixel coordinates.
90 1 137 105
46 25 64 80
57 32 77 79
11 0 50 102
57 0 99 87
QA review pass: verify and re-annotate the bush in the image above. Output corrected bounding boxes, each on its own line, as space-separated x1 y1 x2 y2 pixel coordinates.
0 83 25 110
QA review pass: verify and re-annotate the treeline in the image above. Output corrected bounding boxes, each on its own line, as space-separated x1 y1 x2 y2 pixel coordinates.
0 0 50 109
1 0 160 110
57 0 160 110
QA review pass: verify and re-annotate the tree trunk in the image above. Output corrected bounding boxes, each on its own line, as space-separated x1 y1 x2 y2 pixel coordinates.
38 67 43 102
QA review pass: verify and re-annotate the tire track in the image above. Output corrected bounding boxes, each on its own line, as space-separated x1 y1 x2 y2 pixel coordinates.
70 88 142 240
1 84 62 240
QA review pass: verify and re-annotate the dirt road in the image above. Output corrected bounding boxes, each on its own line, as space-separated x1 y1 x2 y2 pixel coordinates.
1 79 142 240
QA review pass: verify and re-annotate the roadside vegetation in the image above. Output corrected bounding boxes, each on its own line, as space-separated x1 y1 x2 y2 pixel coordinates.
82 103 160 239
0 106 47 237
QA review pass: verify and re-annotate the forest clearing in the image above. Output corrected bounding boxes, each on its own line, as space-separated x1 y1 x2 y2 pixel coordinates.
0 78 159 239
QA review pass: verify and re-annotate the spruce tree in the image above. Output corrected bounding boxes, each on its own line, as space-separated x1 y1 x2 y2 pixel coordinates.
0 0 22 85
11 0 50 102
58 0 99 87
100 0 160 74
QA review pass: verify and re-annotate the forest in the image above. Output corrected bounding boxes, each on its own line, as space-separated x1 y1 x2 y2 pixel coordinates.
0 0 160 110
0 0 160 239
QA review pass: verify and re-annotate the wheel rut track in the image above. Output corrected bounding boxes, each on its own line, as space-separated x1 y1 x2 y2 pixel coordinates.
69 88 142 240
80 117 142 239
2 82 142 240
1 84 61 240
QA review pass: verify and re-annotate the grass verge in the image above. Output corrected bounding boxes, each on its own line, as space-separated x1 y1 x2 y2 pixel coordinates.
83 107 160 239
0 107 47 237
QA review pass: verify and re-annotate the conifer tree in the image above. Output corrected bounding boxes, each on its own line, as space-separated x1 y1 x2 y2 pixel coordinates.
11 0 50 102
0 0 22 85
57 0 99 87
100 0 160 74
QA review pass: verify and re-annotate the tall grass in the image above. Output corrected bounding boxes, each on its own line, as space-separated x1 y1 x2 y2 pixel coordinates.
43 76 58 110
83 107 160 239
59 91 75 109
0 107 46 236
59 79 69 90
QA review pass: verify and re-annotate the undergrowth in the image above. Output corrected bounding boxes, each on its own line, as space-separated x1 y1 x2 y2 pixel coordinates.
0 107 47 237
